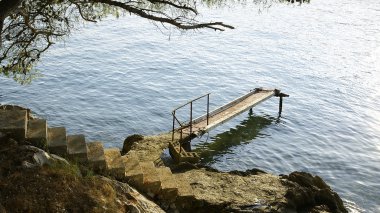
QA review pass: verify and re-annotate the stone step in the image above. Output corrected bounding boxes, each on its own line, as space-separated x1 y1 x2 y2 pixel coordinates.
177 180 194 197
87 141 106 171
47 127 67 156
104 148 125 179
140 161 162 197
0 109 27 141
157 167 178 202
26 119 48 148
104 148 121 168
175 179 195 209
67 134 88 163
123 153 143 186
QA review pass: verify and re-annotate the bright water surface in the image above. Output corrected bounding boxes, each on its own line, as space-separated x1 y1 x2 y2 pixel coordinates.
1 0 380 212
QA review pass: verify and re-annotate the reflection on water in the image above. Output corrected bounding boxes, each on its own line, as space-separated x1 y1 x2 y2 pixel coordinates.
193 112 275 164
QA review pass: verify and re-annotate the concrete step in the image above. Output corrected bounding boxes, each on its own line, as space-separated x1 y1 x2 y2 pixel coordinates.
157 167 178 202
179 151 200 163
168 142 181 163
67 134 88 163
104 148 125 179
123 153 143 186
169 142 200 163
87 141 106 171
140 161 162 197
26 119 48 148
153 157 165 167
47 127 67 156
0 109 28 141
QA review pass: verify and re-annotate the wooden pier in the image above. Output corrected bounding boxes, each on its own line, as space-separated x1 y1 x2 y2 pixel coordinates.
172 88 288 140
169 88 289 162
169 88 288 163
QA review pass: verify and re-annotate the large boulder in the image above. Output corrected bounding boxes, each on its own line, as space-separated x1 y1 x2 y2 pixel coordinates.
100 176 165 213
122 134 144 155
281 171 347 213
19 145 69 169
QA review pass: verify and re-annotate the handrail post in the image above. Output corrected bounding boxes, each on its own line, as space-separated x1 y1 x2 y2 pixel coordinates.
179 129 183 153
207 94 210 125
172 111 175 142
190 101 193 137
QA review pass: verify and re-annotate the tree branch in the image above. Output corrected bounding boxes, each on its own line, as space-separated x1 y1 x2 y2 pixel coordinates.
0 0 24 46
71 1 98 22
93 0 234 31
146 0 198 15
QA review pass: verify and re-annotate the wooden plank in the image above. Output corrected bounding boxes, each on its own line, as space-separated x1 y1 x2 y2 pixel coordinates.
181 89 275 136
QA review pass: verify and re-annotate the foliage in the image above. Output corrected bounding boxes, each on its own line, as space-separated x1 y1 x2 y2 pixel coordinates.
48 159 82 178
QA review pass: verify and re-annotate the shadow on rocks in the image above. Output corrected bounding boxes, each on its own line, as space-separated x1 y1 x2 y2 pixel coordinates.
229 168 267 176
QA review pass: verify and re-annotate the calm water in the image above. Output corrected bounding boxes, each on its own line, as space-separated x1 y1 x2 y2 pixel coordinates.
1 0 379 211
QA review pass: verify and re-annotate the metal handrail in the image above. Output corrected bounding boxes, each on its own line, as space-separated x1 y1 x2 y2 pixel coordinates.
172 112 184 127
172 93 210 112
171 93 211 153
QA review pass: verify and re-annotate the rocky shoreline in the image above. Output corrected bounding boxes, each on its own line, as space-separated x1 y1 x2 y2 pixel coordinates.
0 105 347 212
123 133 347 213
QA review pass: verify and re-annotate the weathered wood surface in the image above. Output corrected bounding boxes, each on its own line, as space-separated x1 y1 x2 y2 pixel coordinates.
180 89 276 136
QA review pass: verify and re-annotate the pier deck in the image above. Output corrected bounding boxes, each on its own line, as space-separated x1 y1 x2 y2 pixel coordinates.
183 89 275 135
172 88 288 139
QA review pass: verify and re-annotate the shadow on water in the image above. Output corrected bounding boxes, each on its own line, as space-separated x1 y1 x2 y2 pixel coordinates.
193 112 276 164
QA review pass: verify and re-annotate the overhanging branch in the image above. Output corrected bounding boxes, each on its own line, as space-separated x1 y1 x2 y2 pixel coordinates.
93 0 234 31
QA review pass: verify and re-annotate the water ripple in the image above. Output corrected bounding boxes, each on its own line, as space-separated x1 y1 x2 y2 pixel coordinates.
1 0 380 211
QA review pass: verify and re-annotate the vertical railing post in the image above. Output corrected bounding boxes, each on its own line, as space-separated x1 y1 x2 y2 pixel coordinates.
207 94 210 125
190 101 193 137
172 111 175 142
279 96 283 116
179 129 183 153
179 130 182 153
